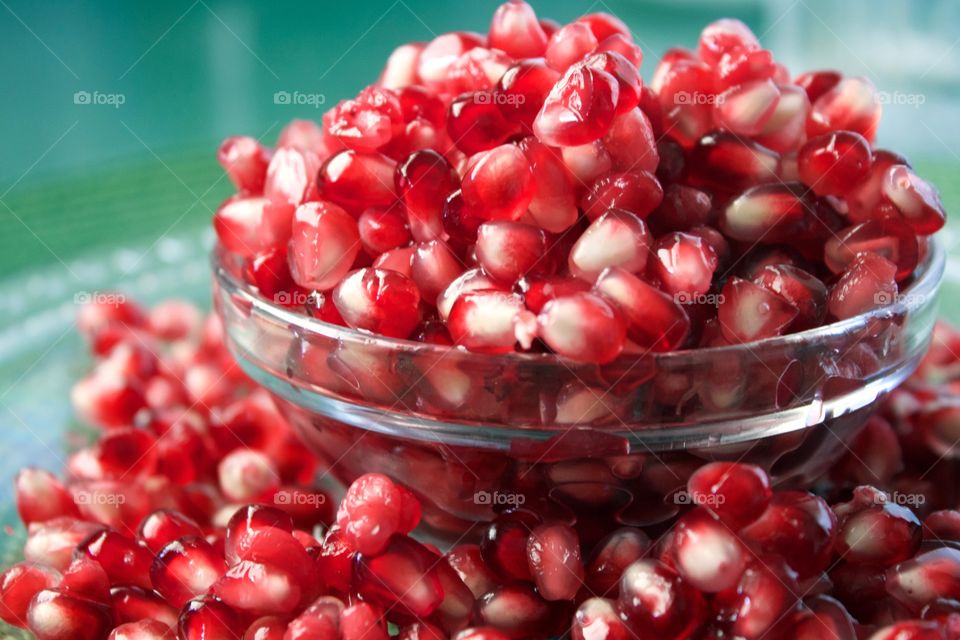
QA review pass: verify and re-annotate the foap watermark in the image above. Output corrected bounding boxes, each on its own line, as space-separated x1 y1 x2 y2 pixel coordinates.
74 291 127 307
674 91 724 106
874 290 928 307
674 490 726 507
73 90 125 109
274 290 321 306
875 91 926 109
274 489 327 508
274 90 327 108
74 490 126 506
675 291 725 306
474 490 526 507
474 92 526 106
874 491 926 508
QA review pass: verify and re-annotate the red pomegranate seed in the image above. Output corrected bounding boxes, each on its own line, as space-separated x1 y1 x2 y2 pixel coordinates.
315 527 355 595
720 182 814 243
581 170 664 220
797 130 872 197
0 562 62 628
396 149 460 242
399 621 447 640
218 136 270 195
577 12 630 40
264 147 321 207
714 47 777 90
448 290 526 353
518 138 579 233
808 76 882 143
833 488 922 566
475 221 547 285
868 621 945 640
23 518 103 572
824 218 919 281
827 253 899 320
354 534 444 619
461 144 535 222
332 268 422 339
752 264 827 331
212 560 301 615
594 267 690 351
418 31 484 88
373 246 415 278
445 46 513 95
845 148 911 222
76 529 152 590
284 596 344 640
177 596 245 640
740 491 837 578
795 69 842 103
93 427 157 479
648 184 713 234
453 629 512 640
217 449 280 503
59 556 110 603
882 164 947 235
447 544 499 599
357 207 411 255
151 536 227 608
572 598 631 640
651 231 719 299
698 19 760 67
14 469 79 525
596 33 643 68
411 240 465 304
214 196 292 260
446 93 518 156
585 52 643 116
754 83 811 153
561 140 613 187
714 559 798 639
480 509 541 582
545 22 599 72
537 292 627 363
488 0 547 58
324 86 402 153
26 589 114 640
287 201 361 291
670 509 747 592
429 552 475 632
108 620 176 640
496 60 561 133
602 107 658 173
585 528 651 597
718 277 799 343
569 209 651 282
277 119 327 154
340 602 389 640
336 473 421 556
534 62 620 147
618 560 705 638
788 595 857 640
111 585 178 628
886 546 960 612
475 583 555 638
437 268 505 321
518 274 590 315
526 522 584 601
715 79 781 136
138 509 203 554
689 132 779 192
318 150 398 212
925 510 960 541
686 462 772 530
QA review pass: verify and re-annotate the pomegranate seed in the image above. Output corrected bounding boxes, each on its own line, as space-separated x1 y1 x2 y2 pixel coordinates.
15 468 79 525
332 268 422 339
698 18 760 67
315 527 356 595
618 560 705 638
534 62 620 147
868 621 945 640
714 559 798 639
846 148 911 221
218 136 270 195
108 620 176 640
214 196 293 260
26 589 114 640
594 267 690 351
585 528 651 596
448 290 526 353
578 12 630 40
60 556 110 603
518 274 590 315
474 583 555 638
584 52 643 116
670 509 747 592
827 253 899 320
0 562 62 628
354 534 444 619
518 137 578 233
569 209 651 282
453 629 512 640
795 69 842 103
138 509 204 554
23 518 104 571
561 140 613 186
418 32 484 87
399 621 447 640
447 544 498 600
445 46 513 95
429 553 475 632
475 221 547 285
720 182 813 243
755 83 811 153
212 560 301 615
177 596 245 640
647 184 713 234
581 170 664 220
808 76 882 143
596 34 643 68
217 449 280 503
496 61 561 133
372 246 415 278
480 510 541 583
411 240 465 304
740 491 837 578
318 150 398 212
396 150 460 242
651 231 719 299
752 264 828 331
718 277 799 343
76 529 153 589
488 0 547 58
380 43 424 90
687 462 772 529
882 164 947 235
277 119 327 154
714 47 777 90
572 598 631 640
340 602 389 640
111 585 178 627
715 79 781 136
461 144 535 222
689 132 779 192
336 473 421 556
537 292 627 363
788 595 857 640
825 218 919 281
357 207 412 255
833 488 922 566
284 596 344 640
151 536 227 608
602 107 658 173
324 86 402 152
92 427 157 479
526 522 584 601
797 130 872 197
437 268 505 321
287 201 361 291
545 22 599 72
265 147 321 207
447 93 518 156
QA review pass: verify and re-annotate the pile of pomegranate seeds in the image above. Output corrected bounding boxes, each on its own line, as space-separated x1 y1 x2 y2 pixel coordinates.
3 292 960 638
214 1 945 363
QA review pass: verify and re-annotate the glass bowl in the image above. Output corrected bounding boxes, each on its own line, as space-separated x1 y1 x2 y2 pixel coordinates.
212 241 944 541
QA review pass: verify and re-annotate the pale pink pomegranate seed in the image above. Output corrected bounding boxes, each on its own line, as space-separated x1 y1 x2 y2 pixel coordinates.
545 22 599 72
569 209 651 282
418 32 484 88
698 18 760 67
882 164 948 235
827 253 899 320
286 200 360 291
437 268 505 321
754 83 811 153
319 150 398 212
218 136 270 195
797 130 872 197
354 535 445 619
380 42 424 90
561 140 613 186
581 170 664 220
718 277 799 343
445 47 513 95
108 620 176 640
372 246 415 278
886 546 960 612
651 231 719 299
151 536 227 608
178 597 245 640
332 268 422 339
808 76 882 143
517 137 579 232
474 583 555 638
212 560 301 615
496 60 561 133
534 62 620 147
715 79 781 136
448 290 526 353
217 448 280 503
537 292 626 363
0 562 62 628
475 221 547 285
14 468 79 525
23 518 103 572
214 196 292 259
488 0 547 58
670 509 747 592
618 560 705 638
461 144 535 222
752 264 828 331
594 267 690 351
26 589 114 640
687 462 772 530
602 107 658 173
411 240 465 304
76 529 153 589
265 146 320 206
276 119 328 154
526 522 584 601
572 598 631 640
396 149 460 242
357 207 412 255
740 491 837 578
585 527 651 596
336 473 421 556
